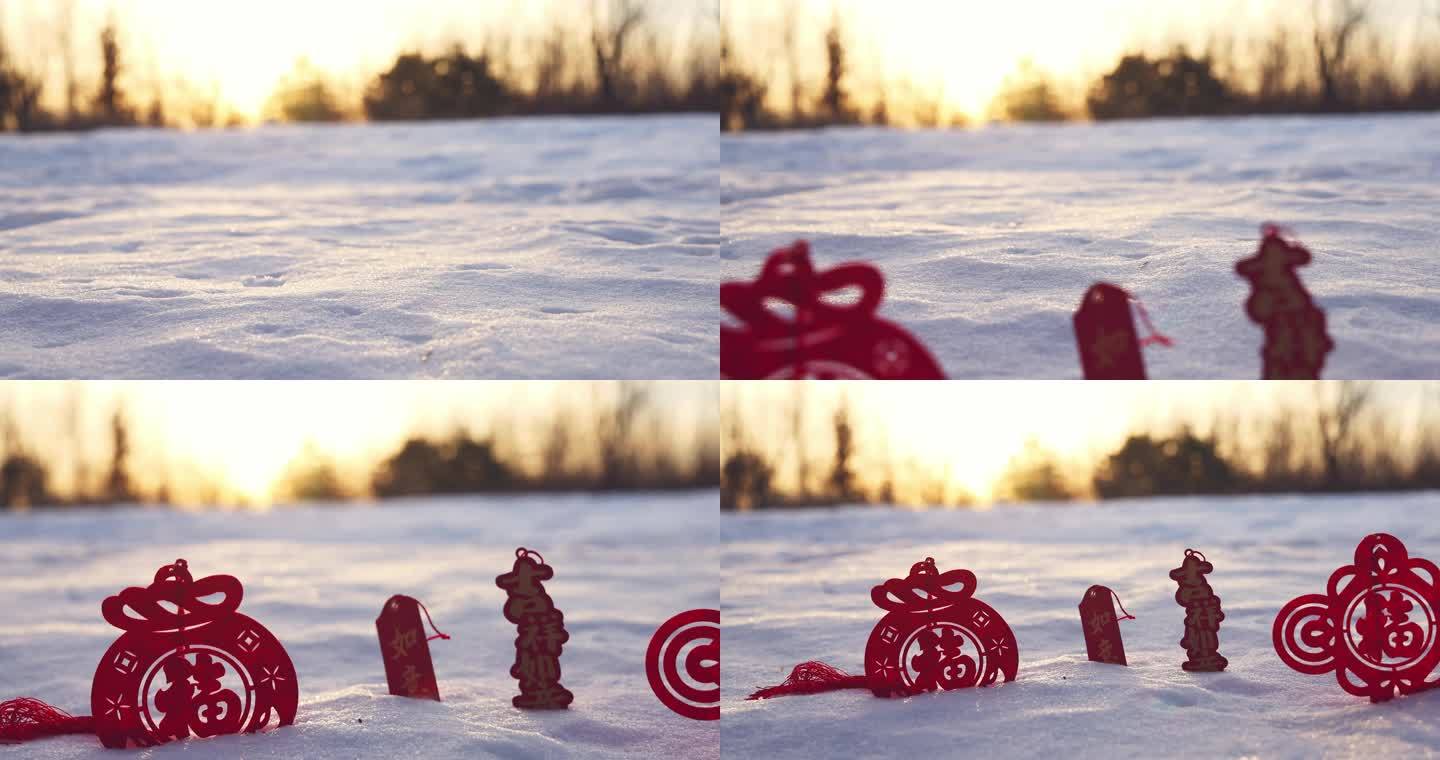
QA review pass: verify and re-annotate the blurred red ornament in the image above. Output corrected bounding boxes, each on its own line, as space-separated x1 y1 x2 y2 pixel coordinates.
496 548 573 709
89 559 299 748
720 240 945 379
1274 533 1440 703
748 557 1017 701
646 609 720 720
1073 282 1172 380
1236 224 1333 379
376 595 450 701
1079 585 1134 666
1170 549 1227 672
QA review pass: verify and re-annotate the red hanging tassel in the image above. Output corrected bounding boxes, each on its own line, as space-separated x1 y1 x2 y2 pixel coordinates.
747 661 869 700
0 698 93 744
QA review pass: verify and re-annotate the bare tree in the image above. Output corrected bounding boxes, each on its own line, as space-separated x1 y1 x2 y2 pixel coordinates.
1313 0 1371 108
591 0 647 109
1315 381 1373 488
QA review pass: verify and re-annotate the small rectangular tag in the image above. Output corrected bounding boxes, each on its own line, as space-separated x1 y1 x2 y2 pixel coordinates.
1074 283 1146 380
376 595 441 701
1079 584 1128 666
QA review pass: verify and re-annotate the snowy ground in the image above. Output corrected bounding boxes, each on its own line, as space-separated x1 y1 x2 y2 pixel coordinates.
721 114 1440 378
0 491 718 759
723 491 1440 759
0 115 717 379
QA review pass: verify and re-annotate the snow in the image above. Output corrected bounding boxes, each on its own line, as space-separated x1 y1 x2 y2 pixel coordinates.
0 115 718 379
721 114 1440 378
722 491 1440 759
0 491 718 759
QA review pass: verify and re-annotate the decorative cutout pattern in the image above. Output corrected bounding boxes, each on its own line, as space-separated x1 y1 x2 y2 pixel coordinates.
646 609 720 720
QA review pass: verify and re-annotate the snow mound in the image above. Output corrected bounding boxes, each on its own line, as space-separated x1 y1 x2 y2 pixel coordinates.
0 492 718 759
721 115 1440 378
722 492 1440 758
0 115 717 379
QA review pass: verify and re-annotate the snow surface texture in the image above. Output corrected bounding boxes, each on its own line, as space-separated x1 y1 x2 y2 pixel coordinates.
721 115 1440 379
723 492 1440 759
0 492 718 759
0 115 718 379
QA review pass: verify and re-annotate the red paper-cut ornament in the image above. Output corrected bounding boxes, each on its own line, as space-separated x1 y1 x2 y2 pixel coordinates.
1274 533 1440 703
1073 282 1173 380
495 548 573 709
864 557 1019 697
646 609 720 721
1169 549 1227 672
747 557 1018 701
89 559 299 748
1236 224 1334 379
376 595 450 701
720 240 945 379
1079 585 1134 666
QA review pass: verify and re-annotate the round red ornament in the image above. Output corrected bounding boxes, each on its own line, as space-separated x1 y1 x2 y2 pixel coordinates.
863 557 1018 697
645 609 719 720
1274 533 1440 703
720 240 945 379
89 559 298 748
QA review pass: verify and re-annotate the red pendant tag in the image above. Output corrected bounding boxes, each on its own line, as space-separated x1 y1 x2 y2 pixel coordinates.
1073 282 1173 379
495 548 573 709
646 609 720 721
1236 225 1334 379
721 240 945 379
1169 549 1227 672
863 557 1018 697
376 595 449 701
1274 533 1440 703
89 559 298 748
1079 585 1133 665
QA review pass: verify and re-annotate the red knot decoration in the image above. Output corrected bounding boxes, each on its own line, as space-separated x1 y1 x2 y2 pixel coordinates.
89 559 299 748
496 548 573 709
1274 533 1440 703
646 609 720 720
721 240 945 379
1235 224 1333 379
863 557 1019 696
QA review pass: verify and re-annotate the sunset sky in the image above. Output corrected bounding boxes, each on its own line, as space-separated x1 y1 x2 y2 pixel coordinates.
0 0 715 121
726 0 1437 122
0 381 717 507
724 381 1440 504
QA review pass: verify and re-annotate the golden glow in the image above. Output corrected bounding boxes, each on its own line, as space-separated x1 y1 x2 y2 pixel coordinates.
729 0 1424 123
0 381 717 509
724 382 1434 506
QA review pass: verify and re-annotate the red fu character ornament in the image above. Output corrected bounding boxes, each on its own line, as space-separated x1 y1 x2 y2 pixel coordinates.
1236 224 1334 379
376 595 451 701
1274 533 1440 703
749 557 1018 700
1170 549 1227 672
720 240 945 379
646 609 720 720
1072 283 1173 380
495 548 573 709
1079 585 1135 666
91 559 298 748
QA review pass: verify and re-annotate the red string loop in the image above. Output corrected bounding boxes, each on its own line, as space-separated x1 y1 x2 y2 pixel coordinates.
1129 295 1174 349
413 597 451 642
1110 588 1136 622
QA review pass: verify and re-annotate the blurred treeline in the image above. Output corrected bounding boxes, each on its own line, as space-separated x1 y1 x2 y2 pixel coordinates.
723 0 1440 131
0 0 719 133
0 384 719 511
722 382 1440 511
